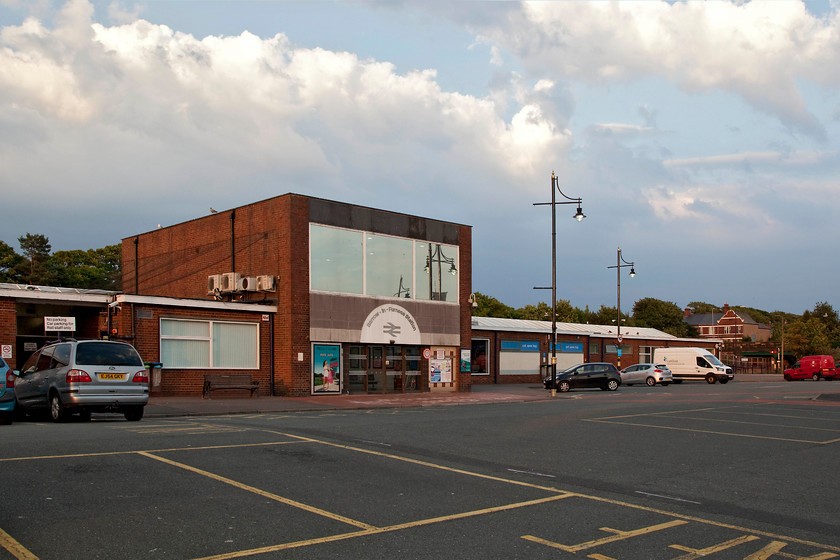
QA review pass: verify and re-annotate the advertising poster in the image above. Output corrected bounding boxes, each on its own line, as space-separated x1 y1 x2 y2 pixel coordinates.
460 349 471 373
312 344 341 394
430 358 452 383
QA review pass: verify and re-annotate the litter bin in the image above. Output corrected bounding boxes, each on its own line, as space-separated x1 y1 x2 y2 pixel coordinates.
144 362 163 391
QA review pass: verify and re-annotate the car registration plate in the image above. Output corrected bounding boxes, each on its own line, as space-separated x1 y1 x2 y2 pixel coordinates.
98 373 125 380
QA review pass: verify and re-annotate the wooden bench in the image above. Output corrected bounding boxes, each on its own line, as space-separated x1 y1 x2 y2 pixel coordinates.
202 373 259 399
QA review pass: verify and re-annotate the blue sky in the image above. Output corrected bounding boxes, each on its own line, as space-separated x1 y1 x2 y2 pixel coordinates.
2 0 839 316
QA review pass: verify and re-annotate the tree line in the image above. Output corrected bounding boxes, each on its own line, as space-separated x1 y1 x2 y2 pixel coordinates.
0 234 120 290
2 234 836 358
472 292 840 359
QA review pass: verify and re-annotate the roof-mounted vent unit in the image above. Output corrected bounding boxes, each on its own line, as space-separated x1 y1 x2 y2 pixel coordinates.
238 276 258 292
220 272 240 293
207 275 222 295
256 275 276 292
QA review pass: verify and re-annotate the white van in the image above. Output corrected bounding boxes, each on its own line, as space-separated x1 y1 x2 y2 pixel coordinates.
652 347 734 384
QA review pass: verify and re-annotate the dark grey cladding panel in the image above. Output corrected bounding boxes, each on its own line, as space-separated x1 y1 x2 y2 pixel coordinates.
309 197 460 245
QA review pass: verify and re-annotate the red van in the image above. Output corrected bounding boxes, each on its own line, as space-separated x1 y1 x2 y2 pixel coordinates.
784 355 837 381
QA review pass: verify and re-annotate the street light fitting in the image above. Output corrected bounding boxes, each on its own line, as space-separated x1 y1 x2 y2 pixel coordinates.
533 171 586 396
607 246 637 369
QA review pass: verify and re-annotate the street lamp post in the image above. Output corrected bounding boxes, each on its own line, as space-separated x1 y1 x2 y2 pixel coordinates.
534 171 586 396
607 247 635 369
424 244 457 301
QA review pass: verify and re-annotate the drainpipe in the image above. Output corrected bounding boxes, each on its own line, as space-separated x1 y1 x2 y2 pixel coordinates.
133 237 139 294
269 313 275 396
230 210 236 272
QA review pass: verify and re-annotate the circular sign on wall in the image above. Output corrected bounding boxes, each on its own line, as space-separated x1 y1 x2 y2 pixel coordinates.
423 347 431 359
360 304 422 345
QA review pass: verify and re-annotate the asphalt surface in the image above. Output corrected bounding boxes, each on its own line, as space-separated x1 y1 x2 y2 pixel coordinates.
144 374 837 417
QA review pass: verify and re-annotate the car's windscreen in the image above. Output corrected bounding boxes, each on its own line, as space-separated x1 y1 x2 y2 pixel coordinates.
704 354 725 367
75 343 143 366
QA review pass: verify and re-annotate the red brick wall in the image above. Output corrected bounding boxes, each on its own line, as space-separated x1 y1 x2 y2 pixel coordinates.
0 298 16 369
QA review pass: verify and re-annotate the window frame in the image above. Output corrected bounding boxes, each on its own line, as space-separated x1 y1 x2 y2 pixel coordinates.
160 317 259 370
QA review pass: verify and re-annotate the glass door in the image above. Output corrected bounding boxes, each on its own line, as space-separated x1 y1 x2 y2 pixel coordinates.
368 346 385 393
385 345 404 393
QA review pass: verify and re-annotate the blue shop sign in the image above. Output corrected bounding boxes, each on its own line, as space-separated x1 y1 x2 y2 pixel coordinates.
501 340 540 352
549 342 584 353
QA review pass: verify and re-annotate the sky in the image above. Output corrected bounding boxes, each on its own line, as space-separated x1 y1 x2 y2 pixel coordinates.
1 0 839 316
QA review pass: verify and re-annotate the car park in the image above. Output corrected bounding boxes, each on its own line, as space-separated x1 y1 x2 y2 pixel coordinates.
784 355 837 381
544 362 621 392
0 356 15 425
13 339 149 422
620 363 672 386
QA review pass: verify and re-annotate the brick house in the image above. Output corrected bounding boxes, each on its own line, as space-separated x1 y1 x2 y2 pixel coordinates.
683 303 771 343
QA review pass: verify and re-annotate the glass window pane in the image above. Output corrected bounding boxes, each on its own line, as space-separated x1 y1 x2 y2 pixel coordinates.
212 322 258 368
415 242 458 301
366 233 413 298
161 319 209 338
161 339 210 368
310 224 363 294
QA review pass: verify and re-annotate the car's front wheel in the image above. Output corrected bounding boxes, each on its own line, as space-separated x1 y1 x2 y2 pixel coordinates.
558 380 571 393
645 376 656 387
705 374 716 384
49 393 68 423
813 373 820 381
606 379 619 391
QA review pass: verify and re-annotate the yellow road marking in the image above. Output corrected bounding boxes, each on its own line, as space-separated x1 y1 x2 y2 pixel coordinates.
263 429 571 494
0 528 39 560
0 441 303 463
669 534 760 558
190 493 574 560
743 540 838 559
522 519 688 552
136 451 376 530
663 415 840 434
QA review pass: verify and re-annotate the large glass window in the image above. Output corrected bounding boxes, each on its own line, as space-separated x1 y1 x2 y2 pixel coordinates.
365 233 413 298
161 318 258 369
415 242 459 302
310 225 363 294
310 224 458 302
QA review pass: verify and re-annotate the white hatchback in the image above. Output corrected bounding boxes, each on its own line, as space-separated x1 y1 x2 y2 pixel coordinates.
620 363 673 387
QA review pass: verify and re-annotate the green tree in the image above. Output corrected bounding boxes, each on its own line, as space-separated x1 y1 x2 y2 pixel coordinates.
471 292 517 318
588 305 630 327
686 301 721 314
0 240 25 283
46 244 122 290
633 297 691 337
785 317 831 357
18 233 52 285
517 298 584 323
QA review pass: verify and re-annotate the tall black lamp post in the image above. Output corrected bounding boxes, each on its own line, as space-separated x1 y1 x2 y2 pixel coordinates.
534 171 586 396
607 247 635 369
425 244 457 301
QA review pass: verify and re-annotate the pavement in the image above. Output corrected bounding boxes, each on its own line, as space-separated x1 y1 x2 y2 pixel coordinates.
143 374 792 418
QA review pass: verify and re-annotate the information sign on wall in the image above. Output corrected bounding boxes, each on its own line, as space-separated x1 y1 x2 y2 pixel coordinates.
44 316 76 332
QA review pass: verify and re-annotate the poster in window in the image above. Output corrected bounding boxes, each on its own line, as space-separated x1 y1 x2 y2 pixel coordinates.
312 344 341 394
430 358 452 383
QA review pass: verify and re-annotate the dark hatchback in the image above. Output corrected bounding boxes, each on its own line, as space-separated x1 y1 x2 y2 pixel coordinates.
544 362 621 392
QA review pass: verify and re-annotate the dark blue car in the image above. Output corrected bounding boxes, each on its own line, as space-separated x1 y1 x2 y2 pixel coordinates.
0 356 15 424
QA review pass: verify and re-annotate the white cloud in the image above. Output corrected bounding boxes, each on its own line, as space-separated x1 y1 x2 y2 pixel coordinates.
472 0 840 137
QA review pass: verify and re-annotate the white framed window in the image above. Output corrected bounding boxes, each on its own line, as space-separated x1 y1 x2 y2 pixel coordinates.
160 318 258 369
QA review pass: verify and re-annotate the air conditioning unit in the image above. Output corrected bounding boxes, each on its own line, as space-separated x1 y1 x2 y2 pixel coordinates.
207 274 222 295
220 272 240 293
256 275 276 291
238 276 258 292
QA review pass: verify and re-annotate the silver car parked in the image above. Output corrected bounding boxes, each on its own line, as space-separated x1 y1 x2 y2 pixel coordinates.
14 339 149 422
620 363 673 387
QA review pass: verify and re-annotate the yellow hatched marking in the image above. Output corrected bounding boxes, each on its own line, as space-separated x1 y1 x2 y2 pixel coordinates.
522 519 687 552
0 527 39 560
190 493 573 560
137 451 376 530
744 540 838 560
669 534 760 559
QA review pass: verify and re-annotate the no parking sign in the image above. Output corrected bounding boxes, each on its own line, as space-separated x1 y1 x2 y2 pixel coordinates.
1 345 11 359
